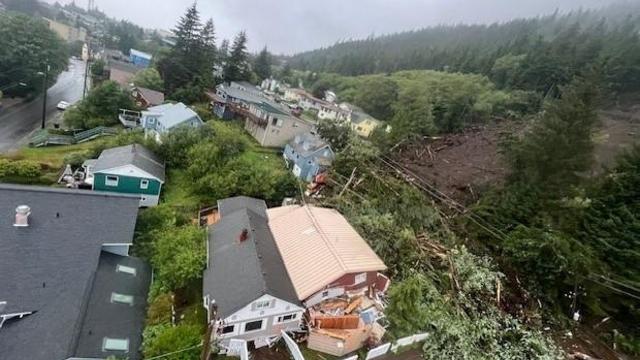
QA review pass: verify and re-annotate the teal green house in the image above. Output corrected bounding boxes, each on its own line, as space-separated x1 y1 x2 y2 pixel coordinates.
91 144 166 207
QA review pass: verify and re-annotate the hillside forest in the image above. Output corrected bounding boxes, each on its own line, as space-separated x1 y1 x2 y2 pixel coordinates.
289 2 640 358
0 1 638 358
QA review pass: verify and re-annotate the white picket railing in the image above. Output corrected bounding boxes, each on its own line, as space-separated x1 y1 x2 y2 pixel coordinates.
365 343 392 359
280 331 429 360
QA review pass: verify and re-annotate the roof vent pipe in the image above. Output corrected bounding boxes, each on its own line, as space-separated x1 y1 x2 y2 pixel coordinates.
14 205 31 227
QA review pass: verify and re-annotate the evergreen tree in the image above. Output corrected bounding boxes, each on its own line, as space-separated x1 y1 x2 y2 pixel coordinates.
156 4 217 97
172 3 202 54
507 75 600 196
253 46 272 82
218 39 230 65
224 31 250 82
200 19 217 86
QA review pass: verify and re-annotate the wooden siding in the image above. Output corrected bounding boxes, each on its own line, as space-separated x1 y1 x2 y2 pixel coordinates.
94 173 161 195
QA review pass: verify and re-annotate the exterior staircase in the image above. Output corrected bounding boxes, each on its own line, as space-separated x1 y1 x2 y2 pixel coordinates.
29 127 118 147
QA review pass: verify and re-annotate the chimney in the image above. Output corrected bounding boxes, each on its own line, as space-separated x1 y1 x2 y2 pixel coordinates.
239 228 249 242
14 205 31 227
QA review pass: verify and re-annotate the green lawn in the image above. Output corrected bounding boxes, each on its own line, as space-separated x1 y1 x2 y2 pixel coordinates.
4 141 101 168
161 168 202 210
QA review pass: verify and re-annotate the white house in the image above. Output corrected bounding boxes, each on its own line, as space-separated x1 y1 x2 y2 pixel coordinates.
203 197 305 350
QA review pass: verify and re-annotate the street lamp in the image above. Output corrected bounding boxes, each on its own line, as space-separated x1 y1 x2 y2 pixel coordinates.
37 64 50 129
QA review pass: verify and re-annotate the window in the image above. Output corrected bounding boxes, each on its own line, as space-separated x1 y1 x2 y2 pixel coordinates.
272 118 278 126
116 264 137 276
103 337 129 352
140 179 149 189
221 325 235 334
255 300 271 310
354 273 367 285
111 293 134 305
244 320 263 332
105 175 119 187
322 290 329 298
277 313 298 323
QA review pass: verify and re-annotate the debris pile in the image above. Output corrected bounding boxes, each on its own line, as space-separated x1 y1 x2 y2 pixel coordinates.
306 294 387 356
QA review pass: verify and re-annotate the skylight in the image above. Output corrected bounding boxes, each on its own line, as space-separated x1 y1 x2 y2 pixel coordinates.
110 293 134 306
103 337 129 352
116 264 137 276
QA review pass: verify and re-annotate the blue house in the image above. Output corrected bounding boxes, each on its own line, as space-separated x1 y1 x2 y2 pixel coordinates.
283 133 335 182
129 49 152 68
140 102 204 142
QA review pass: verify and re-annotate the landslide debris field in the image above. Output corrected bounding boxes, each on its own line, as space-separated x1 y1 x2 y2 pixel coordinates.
392 103 640 205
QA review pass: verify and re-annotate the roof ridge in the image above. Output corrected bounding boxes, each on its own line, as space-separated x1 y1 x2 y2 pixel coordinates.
302 205 349 272
243 210 270 296
0 184 139 199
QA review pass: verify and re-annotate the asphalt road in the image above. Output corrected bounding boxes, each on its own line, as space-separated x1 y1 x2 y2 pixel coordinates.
0 58 86 153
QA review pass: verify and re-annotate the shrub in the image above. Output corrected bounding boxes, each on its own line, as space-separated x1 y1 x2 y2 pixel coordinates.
146 293 173 326
0 159 42 179
142 324 202 360
151 226 206 291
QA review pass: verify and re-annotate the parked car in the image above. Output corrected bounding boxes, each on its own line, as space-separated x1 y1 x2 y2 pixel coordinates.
56 101 70 110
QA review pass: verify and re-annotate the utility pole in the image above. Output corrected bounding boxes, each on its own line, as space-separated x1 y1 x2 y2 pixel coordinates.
83 38 92 100
40 63 50 130
82 58 89 100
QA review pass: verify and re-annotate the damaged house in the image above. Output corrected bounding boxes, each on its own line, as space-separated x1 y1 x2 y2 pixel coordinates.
202 197 305 350
203 196 389 356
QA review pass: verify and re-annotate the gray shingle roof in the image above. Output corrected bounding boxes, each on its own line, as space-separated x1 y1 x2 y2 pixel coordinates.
0 184 141 360
93 144 166 182
75 251 152 360
203 197 300 318
289 133 333 159
217 196 268 219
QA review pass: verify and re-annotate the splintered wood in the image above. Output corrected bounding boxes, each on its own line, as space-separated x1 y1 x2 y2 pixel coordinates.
314 315 360 330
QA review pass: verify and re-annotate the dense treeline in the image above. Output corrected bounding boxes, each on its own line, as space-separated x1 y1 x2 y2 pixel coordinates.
305 70 538 142
469 77 640 355
0 12 68 98
289 3 640 96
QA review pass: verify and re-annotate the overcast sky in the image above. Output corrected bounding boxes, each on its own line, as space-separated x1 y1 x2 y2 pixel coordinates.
47 0 619 54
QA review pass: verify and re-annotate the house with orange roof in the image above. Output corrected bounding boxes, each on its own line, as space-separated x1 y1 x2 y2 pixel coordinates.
202 197 389 355
266 204 389 306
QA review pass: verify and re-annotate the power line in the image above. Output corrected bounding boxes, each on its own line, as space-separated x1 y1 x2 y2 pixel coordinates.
585 276 640 301
377 155 511 241
375 153 640 302
592 274 640 295
144 343 202 360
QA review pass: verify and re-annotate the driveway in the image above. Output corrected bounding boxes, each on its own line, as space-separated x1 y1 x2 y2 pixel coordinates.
0 58 86 153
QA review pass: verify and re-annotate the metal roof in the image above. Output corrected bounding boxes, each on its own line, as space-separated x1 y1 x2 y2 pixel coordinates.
129 48 152 60
143 102 203 130
0 184 141 360
267 205 387 300
93 144 166 182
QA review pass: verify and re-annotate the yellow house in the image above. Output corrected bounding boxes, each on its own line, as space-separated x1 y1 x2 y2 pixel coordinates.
350 112 384 138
